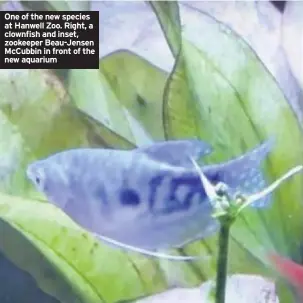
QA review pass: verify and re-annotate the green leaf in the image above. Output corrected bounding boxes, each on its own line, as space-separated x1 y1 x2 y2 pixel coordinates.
0 192 168 303
77 108 135 150
100 50 168 142
68 51 168 146
0 69 132 196
153 0 303 280
67 68 138 145
148 1 181 56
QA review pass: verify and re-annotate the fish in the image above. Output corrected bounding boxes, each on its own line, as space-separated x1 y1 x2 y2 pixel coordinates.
269 253 303 301
26 139 273 260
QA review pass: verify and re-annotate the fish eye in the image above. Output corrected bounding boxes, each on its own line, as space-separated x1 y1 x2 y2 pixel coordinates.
35 176 41 185
33 171 44 188
26 163 45 189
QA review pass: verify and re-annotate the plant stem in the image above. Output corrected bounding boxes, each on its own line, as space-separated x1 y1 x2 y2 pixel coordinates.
215 219 232 303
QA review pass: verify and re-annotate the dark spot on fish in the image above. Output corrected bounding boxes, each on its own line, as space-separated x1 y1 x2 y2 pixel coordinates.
72 247 76 252
160 174 206 214
93 242 98 248
120 188 141 206
171 174 202 192
206 170 222 184
148 175 166 211
89 247 94 255
184 190 202 207
82 233 88 239
270 1 286 13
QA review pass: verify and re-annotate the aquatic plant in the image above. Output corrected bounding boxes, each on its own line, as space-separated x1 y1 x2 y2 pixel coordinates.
192 161 303 303
0 1 302 302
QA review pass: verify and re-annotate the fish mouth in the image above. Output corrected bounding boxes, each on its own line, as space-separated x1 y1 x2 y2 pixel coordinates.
25 161 44 187
25 163 35 183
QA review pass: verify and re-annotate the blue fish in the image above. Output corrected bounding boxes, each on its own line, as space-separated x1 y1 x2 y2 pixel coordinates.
26 139 273 260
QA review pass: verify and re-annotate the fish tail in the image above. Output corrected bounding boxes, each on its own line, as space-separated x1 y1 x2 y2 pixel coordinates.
206 138 274 208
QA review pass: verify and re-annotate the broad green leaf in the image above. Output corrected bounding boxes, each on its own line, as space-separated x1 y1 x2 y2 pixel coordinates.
77 108 135 150
100 50 168 141
152 0 303 284
148 1 181 56
0 69 133 196
67 69 138 145
68 51 168 146
0 192 168 303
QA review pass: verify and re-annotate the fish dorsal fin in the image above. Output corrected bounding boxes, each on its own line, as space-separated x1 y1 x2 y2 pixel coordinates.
206 138 274 208
137 139 213 167
94 233 208 261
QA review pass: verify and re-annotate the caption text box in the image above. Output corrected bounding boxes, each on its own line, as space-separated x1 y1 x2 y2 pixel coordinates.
0 11 99 69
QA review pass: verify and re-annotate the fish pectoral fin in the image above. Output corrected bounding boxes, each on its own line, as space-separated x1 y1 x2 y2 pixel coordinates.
136 139 213 167
93 233 207 261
